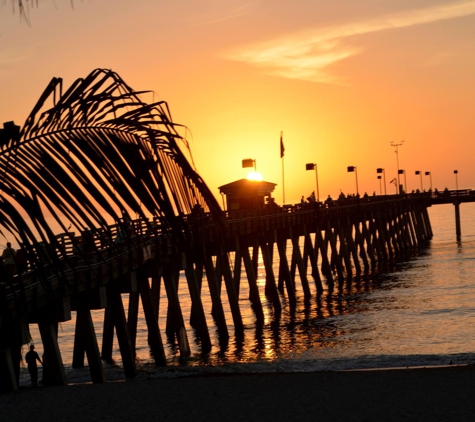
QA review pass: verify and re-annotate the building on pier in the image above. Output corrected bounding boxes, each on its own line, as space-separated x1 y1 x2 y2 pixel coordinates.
218 179 277 211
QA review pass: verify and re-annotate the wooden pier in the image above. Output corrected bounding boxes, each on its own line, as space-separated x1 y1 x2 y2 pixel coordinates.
1 195 435 392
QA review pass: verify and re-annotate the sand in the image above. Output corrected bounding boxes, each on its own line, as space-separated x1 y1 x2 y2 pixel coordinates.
2 365 475 422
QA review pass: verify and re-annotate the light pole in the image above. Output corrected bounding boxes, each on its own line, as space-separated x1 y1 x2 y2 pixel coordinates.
347 166 359 196
398 169 407 194
415 170 423 191
305 163 320 201
454 170 459 193
377 175 382 195
376 168 386 195
390 140 404 194
425 171 432 191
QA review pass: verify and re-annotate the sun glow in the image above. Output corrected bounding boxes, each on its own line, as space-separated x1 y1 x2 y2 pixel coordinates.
246 171 263 181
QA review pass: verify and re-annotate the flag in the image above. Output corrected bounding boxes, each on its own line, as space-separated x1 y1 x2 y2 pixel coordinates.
242 159 254 168
280 131 285 158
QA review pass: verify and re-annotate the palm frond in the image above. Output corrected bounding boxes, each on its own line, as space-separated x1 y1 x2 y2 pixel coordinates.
0 68 226 282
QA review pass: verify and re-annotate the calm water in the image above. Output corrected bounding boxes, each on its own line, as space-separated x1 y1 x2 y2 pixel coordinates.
22 202 475 383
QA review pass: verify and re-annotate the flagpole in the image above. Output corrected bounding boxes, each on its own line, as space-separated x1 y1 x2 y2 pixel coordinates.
280 131 285 204
282 156 285 204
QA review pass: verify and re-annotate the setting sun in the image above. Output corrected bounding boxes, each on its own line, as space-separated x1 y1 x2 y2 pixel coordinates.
246 171 263 181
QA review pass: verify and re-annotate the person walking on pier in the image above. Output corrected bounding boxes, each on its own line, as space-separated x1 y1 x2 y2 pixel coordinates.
25 344 43 387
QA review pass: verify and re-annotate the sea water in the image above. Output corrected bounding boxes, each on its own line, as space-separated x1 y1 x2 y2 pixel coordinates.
20 202 475 384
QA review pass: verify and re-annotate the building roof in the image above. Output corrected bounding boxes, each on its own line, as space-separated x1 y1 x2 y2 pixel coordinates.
218 179 277 196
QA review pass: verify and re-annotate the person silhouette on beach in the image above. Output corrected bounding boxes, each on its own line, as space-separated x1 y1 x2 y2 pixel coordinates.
2 242 17 279
25 344 43 387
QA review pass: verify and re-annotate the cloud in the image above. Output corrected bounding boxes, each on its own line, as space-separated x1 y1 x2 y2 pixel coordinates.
225 1 475 84
190 1 261 27
0 48 31 70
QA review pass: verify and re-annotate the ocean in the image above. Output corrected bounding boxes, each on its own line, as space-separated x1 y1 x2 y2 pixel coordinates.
21 202 475 384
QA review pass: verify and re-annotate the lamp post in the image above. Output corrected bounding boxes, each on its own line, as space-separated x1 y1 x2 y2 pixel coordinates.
454 170 459 193
425 171 432 191
377 175 382 195
347 166 359 196
415 171 423 191
398 169 407 194
390 140 404 194
306 163 320 201
376 168 386 195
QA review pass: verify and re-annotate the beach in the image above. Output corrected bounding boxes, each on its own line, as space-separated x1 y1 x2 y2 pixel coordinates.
2 365 475 422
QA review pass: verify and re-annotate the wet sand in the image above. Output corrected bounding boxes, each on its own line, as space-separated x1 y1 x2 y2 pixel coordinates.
2 365 475 422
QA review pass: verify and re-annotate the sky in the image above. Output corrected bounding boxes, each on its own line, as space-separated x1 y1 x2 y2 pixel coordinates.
1 0 475 205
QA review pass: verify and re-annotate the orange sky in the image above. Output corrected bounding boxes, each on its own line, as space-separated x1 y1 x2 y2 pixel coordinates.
1 0 475 204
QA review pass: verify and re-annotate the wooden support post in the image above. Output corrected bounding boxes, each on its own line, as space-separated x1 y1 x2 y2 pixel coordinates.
396 212 410 252
0 346 18 393
387 215 400 258
315 228 334 286
276 238 297 309
264 241 276 296
241 245 265 324
138 275 167 365
166 271 179 336
363 218 375 262
204 254 231 343
372 218 383 261
393 212 404 255
259 239 282 314
72 314 86 368
127 290 139 355
150 275 161 318
360 219 376 266
291 233 311 298
76 308 106 383
401 211 414 250
233 249 242 297
375 212 391 261
336 220 352 277
277 238 287 292
424 206 433 238
184 259 212 351
368 215 383 261
290 251 297 286
345 220 361 275
107 287 136 378
416 207 428 241
101 305 114 362
406 210 418 248
353 220 369 272
251 244 259 278
218 253 245 332
454 201 462 240
325 223 344 280
38 322 67 386
411 209 424 243
189 262 203 327
304 233 323 294
163 270 191 357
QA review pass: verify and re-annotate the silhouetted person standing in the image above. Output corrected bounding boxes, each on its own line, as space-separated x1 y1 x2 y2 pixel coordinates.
2 242 16 279
25 344 43 387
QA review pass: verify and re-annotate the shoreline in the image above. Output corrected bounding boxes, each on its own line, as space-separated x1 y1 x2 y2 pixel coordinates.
3 364 475 422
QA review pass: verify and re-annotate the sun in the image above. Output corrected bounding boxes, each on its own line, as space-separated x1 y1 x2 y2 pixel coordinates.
246 171 263 181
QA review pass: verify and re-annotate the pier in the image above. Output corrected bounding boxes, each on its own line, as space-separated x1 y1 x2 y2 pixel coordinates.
1 69 475 392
